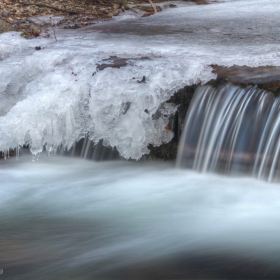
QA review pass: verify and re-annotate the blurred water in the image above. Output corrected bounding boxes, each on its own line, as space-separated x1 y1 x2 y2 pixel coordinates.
176 84 280 182
1 155 280 279
2 2 280 278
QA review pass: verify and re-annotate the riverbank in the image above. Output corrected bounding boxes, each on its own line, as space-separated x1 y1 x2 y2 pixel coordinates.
1 0 280 162
0 0 207 35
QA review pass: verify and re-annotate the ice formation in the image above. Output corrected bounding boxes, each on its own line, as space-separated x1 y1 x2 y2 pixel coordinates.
1 0 280 159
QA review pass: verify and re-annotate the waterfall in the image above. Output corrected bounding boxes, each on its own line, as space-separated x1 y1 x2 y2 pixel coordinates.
176 83 280 182
59 138 121 161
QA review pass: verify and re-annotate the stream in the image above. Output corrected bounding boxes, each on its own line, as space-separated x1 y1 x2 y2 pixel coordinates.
2 0 280 279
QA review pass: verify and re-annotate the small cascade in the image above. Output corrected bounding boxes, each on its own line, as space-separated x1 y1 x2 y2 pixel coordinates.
59 138 121 161
176 83 280 182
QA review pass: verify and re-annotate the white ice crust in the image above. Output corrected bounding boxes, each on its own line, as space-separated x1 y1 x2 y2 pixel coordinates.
1 0 280 159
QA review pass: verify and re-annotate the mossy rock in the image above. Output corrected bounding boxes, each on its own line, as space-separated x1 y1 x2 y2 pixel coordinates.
20 31 32 38
148 141 178 161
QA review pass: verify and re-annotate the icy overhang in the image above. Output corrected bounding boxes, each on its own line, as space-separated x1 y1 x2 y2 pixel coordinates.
0 0 280 159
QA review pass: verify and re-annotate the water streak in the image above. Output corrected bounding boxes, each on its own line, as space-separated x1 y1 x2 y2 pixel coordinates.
176 84 280 181
60 138 121 161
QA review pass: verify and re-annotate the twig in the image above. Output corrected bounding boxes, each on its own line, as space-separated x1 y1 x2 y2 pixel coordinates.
147 0 157 14
20 2 79 14
49 17 57 42
34 15 57 41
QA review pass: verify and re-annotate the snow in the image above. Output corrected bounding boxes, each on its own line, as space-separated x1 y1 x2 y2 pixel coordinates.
1 0 280 159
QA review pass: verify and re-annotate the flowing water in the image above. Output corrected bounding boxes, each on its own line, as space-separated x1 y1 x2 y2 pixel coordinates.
3 83 280 279
2 155 280 280
2 0 280 279
176 84 280 182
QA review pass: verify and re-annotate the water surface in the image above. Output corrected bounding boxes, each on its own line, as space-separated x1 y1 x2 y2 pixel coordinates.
1 155 280 279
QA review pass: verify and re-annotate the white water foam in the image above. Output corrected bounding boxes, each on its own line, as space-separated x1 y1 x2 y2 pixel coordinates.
1 156 280 279
1 0 280 159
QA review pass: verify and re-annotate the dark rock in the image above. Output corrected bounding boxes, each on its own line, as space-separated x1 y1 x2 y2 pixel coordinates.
148 141 178 160
2 9 8 17
137 76 146 83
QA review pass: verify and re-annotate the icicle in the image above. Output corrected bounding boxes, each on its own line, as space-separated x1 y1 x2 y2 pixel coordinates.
46 144 53 160
32 153 40 162
16 144 20 161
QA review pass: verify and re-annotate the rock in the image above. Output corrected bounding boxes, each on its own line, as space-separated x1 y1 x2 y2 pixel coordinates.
134 5 161 13
68 24 77 29
6 17 13 23
113 9 120 16
29 24 41 36
0 18 15 33
112 3 120 10
142 12 153 17
164 4 177 8
2 9 8 17
137 76 146 83
89 5 96 10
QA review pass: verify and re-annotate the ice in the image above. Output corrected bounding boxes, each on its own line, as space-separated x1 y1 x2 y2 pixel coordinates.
1 0 280 159
28 15 65 25
0 32 42 60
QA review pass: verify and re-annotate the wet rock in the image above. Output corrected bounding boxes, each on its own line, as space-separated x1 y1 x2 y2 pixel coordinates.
164 4 177 8
148 141 178 160
211 65 280 94
134 5 162 13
